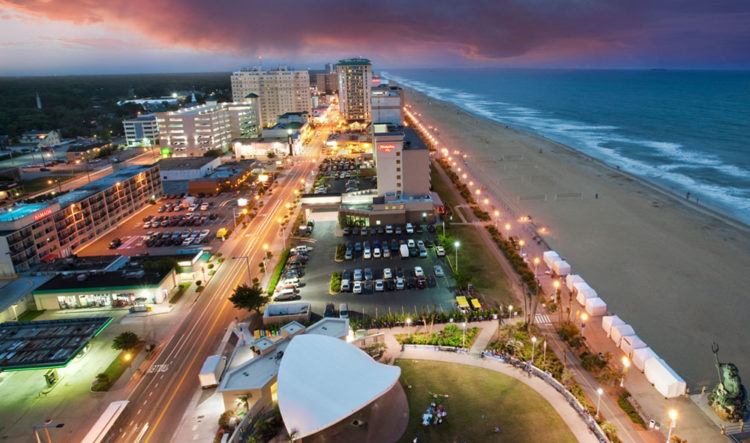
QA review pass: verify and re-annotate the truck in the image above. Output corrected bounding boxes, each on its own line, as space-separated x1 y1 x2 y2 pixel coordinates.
400 244 409 259
199 355 227 389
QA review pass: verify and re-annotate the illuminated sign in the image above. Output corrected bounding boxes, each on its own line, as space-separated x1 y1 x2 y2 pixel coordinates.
378 144 396 153
237 198 248 207
33 207 54 221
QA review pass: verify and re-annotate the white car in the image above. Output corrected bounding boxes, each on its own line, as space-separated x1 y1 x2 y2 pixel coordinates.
363 248 372 259
353 268 363 281
385 225 394 234
395 277 405 290
375 279 384 292
434 265 445 277
383 268 393 279
405 223 414 234
417 240 425 249
407 239 416 248
383 248 391 258
414 266 425 278
353 281 363 294
436 246 446 257
373 247 381 258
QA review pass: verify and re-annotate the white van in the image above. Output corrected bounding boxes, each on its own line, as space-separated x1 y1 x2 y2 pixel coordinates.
274 288 298 301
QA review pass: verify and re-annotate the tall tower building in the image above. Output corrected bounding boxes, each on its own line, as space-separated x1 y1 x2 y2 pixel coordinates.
230 67 311 127
337 58 372 123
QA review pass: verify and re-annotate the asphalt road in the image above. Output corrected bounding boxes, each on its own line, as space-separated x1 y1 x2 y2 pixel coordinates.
92 148 320 443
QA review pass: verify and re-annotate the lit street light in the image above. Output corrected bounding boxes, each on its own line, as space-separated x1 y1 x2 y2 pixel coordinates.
596 387 604 418
533 257 540 275
666 409 678 443
531 336 537 363
454 241 460 272
405 317 413 336
621 356 631 387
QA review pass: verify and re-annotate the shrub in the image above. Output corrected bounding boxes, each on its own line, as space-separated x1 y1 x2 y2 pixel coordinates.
580 350 610 373
112 331 140 350
617 392 646 427
334 244 346 261
329 272 342 293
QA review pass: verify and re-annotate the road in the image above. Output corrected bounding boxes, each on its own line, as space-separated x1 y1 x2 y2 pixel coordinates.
95 136 323 443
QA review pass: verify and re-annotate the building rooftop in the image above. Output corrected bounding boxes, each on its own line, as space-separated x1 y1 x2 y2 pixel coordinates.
158 157 218 171
337 58 371 66
0 275 53 314
123 114 157 122
277 334 400 439
219 318 349 393
403 127 427 150
56 164 155 208
0 317 112 370
372 84 403 96
33 264 172 294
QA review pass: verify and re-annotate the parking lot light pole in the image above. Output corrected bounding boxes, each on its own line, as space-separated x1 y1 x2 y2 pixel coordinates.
596 387 604 418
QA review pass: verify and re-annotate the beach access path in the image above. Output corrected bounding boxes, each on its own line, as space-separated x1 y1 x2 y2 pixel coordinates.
405 89 750 390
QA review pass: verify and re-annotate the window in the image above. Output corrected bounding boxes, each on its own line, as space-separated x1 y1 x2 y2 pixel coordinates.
396 151 400 156
396 175 401 180
396 159 400 164
396 168 401 172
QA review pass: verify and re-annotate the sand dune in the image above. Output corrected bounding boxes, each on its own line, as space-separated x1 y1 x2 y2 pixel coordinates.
406 89 750 388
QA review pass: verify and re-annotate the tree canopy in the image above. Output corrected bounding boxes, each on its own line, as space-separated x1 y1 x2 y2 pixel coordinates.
229 283 270 312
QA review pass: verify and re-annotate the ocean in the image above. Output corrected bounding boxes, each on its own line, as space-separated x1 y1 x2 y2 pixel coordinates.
383 69 750 225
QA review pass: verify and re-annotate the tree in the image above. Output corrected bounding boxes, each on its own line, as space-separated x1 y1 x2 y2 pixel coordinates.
112 331 140 350
203 148 223 158
266 151 277 159
229 283 270 312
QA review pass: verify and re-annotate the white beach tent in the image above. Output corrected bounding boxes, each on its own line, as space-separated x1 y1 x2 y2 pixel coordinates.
620 335 648 357
566 274 584 292
632 347 657 372
573 282 598 305
552 259 571 276
584 297 607 316
602 315 625 337
610 323 636 347
543 251 561 270
644 357 687 398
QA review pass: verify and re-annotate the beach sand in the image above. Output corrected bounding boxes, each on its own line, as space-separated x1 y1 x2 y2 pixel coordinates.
405 89 750 388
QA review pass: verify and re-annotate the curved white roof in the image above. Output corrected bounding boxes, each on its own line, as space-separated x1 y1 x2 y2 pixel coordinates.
277 334 400 439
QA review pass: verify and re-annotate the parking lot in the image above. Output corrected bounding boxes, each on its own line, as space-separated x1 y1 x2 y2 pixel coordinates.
289 220 456 317
312 156 375 195
78 194 240 256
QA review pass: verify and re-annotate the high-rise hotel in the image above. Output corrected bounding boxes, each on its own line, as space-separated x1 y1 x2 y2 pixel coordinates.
230 67 311 127
337 58 373 123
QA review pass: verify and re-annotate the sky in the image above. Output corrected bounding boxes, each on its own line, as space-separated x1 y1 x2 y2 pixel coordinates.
1 0 749 75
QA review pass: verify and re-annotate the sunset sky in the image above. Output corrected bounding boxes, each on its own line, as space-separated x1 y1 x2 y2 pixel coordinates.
1 0 749 75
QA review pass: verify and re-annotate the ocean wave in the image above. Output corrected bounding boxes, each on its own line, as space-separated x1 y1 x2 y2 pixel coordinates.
382 71 750 221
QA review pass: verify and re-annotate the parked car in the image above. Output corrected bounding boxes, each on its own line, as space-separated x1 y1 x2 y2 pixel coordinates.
405 223 414 234
375 280 385 292
353 268 363 281
395 277 405 290
352 281 363 294
434 265 445 277
414 266 425 278
324 303 336 317
436 246 446 257
383 268 393 279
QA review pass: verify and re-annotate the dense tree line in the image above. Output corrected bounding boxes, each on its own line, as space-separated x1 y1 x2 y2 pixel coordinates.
0 73 231 140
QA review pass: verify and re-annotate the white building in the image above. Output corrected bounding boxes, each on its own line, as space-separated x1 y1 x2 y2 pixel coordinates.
155 99 260 156
230 67 311 128
123 114 160 146
19 130 60 148
337 58 373 123
158 156 223 194
373 124 430 196
371 84 403 124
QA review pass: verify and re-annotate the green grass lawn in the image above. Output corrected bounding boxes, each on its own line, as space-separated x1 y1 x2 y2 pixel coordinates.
91 347 141 391
430 165 467 219
20 175 75 193
445 224 514 306
397 359 577 443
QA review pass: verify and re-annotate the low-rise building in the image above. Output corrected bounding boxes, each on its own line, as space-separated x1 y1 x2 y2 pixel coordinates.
65 140 112 163
158 156 223 194
186 160 256 194
0 164 161 277
233 136 300 159
123 114 160 146
19 130 61 148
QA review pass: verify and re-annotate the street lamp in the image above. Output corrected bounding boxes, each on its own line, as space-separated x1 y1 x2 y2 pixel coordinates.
531 336 537 363
508 304 514 321
666 409 678 443
453 241 460 272
621 356 631 387
405 317 412 336
505 223 512 235
533 257 540 275
580 312 589 332
519 239 525 254
596 387 604 418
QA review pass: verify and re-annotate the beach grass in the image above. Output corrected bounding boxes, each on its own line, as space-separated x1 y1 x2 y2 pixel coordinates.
397 359 577 443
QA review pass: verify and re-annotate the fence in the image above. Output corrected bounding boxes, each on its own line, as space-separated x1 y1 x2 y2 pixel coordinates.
402 344 469 354
483 352 610 443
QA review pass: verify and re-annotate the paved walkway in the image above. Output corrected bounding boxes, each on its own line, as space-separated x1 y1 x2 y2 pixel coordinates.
398 347 600 443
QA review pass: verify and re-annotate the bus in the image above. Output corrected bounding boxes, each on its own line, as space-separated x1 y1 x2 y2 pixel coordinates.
81 400 129 443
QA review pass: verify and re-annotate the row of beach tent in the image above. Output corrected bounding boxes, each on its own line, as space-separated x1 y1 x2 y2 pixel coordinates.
543 249 687 398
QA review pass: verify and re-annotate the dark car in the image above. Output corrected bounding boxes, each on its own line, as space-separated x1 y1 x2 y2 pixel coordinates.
324 303 336 317
108 238 122 249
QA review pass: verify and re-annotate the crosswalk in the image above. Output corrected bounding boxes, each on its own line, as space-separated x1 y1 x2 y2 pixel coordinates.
535 314 553 325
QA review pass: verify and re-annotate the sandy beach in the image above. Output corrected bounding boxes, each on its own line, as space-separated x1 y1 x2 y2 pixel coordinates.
405 89 750 388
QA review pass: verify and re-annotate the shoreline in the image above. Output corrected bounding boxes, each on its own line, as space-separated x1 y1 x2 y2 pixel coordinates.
400 85 749 233
403 87 750 388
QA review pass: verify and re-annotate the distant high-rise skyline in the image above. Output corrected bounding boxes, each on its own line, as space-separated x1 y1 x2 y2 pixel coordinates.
1 1 749 75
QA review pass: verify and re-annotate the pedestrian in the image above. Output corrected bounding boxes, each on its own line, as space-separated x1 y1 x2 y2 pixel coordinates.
595 193 598 199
